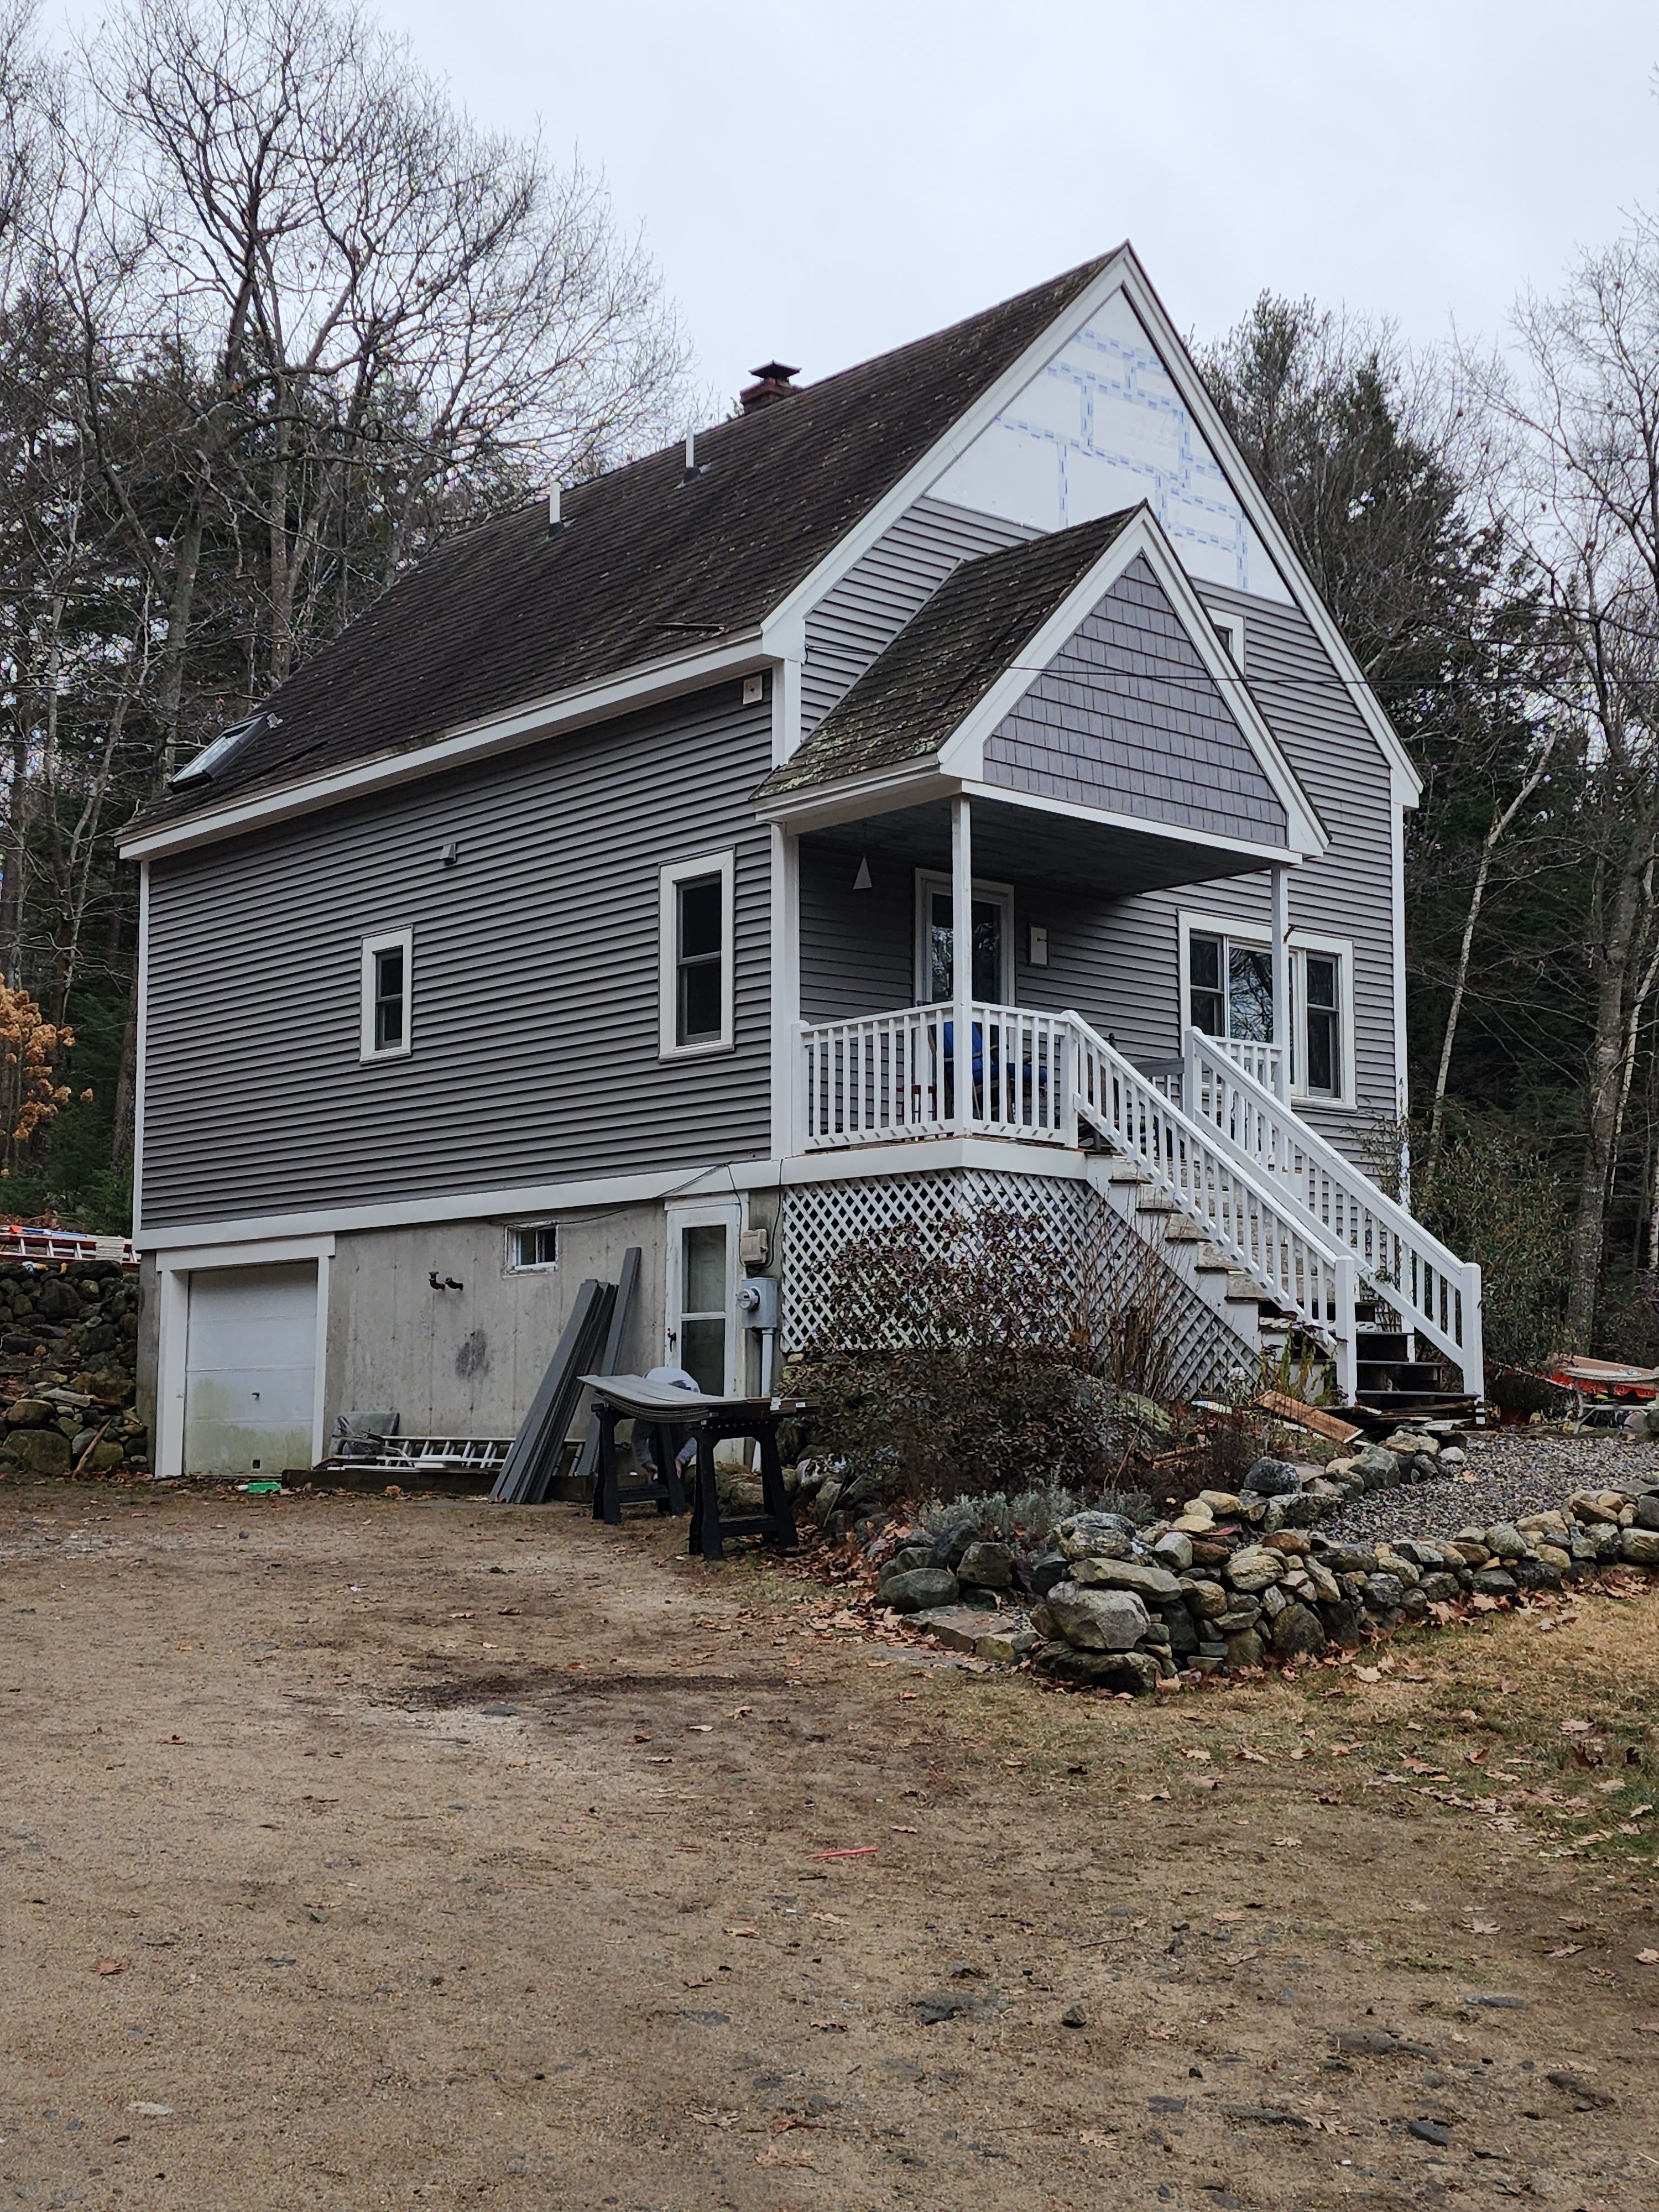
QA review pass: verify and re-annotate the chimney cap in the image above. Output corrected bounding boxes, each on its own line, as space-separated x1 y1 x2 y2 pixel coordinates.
740 361 801 413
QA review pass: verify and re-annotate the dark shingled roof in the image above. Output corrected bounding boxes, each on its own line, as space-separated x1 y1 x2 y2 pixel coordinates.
754 510 1140 804
135 253 1116 831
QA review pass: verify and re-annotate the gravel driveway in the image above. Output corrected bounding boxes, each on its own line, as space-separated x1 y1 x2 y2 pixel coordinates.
1320 1428 1659 1543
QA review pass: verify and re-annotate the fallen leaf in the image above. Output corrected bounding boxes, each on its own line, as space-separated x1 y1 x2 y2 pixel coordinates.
687 1724 713 1734
1547 1944 1584 1958
810 1912 846 1926
1402 1757 1449 1777
1214 1910 1246 1923
1182 1748 1212 1762
753 2146 815 2168
497 1606 521 1616
731 1705 752 1718
1562 1719 1595 1735
890 1822 920 1832
1466 1749 1489 1765
1468 1919 1500 1935
93 1958 124 1976
1636 1949 1659 1965
1135 1789 1171 1802
1273 1836 1303 1849
1234 1748 1270 1764
1353 1665 1381 1682
724 1927 759 1939
1316 1790 1343 1804
632 1731 652 1744
1498 1680 1519 1694
127 2101 173 2116
1190 1776 1222 1791
1079 2129 1117 2146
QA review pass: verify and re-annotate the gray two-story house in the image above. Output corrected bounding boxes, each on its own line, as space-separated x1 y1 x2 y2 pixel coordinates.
123 246 1481 1479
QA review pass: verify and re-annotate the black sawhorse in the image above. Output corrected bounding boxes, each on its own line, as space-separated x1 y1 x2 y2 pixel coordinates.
688 1406 799 1563
589 1397 687 1525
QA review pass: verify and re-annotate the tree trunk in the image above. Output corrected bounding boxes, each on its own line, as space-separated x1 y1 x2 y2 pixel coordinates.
1565 836 1652 1345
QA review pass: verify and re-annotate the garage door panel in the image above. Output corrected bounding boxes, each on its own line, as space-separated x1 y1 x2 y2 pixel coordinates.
184 1262 318 1477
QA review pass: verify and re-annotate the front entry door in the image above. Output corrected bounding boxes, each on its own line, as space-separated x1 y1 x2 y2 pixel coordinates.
916 873 1013 1003
665 1201 742 1395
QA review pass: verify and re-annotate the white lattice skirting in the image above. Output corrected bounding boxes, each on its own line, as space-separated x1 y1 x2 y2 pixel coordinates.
779 1166 1252 1402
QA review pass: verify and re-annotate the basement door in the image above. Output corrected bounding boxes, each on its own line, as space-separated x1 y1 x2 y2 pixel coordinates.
664 1201 742 1396
182 1262 319 1478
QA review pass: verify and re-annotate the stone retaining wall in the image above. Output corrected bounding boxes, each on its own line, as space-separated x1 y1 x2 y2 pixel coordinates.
0 1261 146 1479
863 1427 1659 1691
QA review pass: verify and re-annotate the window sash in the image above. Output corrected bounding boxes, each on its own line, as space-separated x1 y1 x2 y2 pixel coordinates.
360 930 411 1060
1184 922 1348 1103
659 852 735 1056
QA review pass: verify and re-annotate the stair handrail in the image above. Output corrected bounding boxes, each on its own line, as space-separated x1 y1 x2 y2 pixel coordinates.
1182 1027 1483 1396
1063 1010 1360 1399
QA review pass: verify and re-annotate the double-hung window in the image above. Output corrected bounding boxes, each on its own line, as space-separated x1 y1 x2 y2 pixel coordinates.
1181 914 1353 1105
659 851 735 1056
359 928 413 1061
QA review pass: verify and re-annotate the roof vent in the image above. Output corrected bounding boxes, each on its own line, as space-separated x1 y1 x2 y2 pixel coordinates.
740 361 800 413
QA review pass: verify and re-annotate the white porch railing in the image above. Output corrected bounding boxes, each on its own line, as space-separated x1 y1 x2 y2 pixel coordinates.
1183 1027 1483 1395
1211 1034 1286 1092
800 1001 1073 1151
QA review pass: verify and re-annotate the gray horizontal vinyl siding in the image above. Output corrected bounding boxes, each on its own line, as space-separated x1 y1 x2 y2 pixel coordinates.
799 842 915 1022
983 555 1287 842
142 681 774 1229
1016 587 1400 1143
801 494 1034 730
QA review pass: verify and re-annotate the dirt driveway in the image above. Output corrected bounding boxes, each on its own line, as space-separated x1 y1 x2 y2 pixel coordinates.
1 1485 1656 2211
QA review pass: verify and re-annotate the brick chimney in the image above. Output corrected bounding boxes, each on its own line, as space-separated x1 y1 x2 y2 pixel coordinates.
739 361 800 413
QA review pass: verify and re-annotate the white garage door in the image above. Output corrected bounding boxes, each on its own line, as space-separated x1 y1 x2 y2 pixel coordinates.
183 1263 318 1478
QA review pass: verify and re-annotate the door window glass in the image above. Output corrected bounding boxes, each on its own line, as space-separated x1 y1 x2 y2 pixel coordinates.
679 1223 728 1394
925 887 1007 1002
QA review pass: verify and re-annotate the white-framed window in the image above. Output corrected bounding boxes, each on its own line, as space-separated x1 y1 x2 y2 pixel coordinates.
914 870 1014 1004
659 849 735 1057
506 1220 559 1272
1207 611 1245 664
1177 911 1356 1107
359 928 413 1061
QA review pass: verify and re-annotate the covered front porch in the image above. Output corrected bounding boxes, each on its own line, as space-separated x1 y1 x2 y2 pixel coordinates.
788 789 1296 1154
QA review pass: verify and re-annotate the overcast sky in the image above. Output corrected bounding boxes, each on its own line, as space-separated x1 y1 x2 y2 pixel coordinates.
359 0 1659 404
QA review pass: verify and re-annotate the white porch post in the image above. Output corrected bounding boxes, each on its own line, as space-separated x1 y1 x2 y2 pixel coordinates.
1270 863 1291 1103
951 794 973 1131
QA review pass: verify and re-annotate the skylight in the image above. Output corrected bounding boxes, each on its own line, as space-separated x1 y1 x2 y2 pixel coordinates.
170 709 279 789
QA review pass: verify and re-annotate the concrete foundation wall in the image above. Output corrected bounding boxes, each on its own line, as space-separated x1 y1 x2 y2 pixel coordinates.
324 1206 668 1441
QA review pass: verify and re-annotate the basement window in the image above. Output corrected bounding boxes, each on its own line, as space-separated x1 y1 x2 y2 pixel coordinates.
359 928 413 1061
507 1222 559 1271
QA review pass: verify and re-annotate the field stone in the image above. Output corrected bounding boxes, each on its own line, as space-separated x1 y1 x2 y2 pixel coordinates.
880 1567 961 1614
1029 1552 1070 1597
1471 1567 1517 1598
1620 1526 1659 1567
1484 1522 1525 1560
1224 1627 1265 1670
910 1604 1000 1653
1225 1545 1285 1592
3 1397 53 1428
1055 1512 1138 1562
1152 1530 1194 1572
1068 1556 1181 1601
1270 1601 1327 1656
1043 1583 1151 1652
1354 1446 1398 1487
1631 1496 1659 1530
1246 1456 1302 1497
957 1540 1015 1591
973 1623 1038 1665
1182 1578 1229 1618
1034 1644 1161 1695
1 1426 72 1473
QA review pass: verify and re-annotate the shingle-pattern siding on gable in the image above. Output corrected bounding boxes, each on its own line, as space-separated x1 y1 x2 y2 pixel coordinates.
139 684 774 1229
982 556 1287 842
1011 585 1397 1142
801 495 1036 731
759 513 1137 801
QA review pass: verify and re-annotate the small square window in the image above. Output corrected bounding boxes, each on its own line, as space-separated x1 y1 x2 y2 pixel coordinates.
508 1222 559 1270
